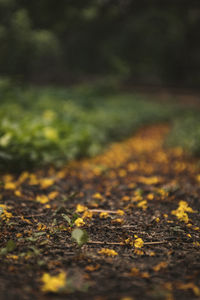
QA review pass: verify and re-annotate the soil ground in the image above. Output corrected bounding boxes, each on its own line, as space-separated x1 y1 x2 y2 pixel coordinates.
0 124 200 300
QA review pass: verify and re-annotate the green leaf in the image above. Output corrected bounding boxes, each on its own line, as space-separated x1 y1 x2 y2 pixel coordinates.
6 240 16 252
52 218 57 225
0 240 16 255
25 236 38 242
71 213 79 224
0 207 4 215
28 246 40 255
71 228 88 247
34 232 46 237
62 214 71 225
0 248 7 255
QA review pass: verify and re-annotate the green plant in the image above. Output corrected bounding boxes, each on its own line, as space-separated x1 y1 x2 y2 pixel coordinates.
0 83 180 171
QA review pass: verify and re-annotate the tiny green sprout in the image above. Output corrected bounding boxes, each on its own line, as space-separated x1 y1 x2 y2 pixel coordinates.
71 213 79 224
71 228 88 247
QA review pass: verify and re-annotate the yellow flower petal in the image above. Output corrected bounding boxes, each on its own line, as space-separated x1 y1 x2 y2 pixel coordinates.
41 272 66 293
76 204 88 213
40 178 55 189
74 218 85 227
98 248 118 257
36 195 49 204
153 261 168 272
134 238 144 248
99 212 109 219
117 209 125 216
4 182 17 190
137 200 147 210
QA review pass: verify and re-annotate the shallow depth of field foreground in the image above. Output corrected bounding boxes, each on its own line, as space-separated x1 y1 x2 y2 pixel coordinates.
0 123 200 300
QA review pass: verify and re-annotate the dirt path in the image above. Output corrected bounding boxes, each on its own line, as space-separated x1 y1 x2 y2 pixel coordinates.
0 124 200 300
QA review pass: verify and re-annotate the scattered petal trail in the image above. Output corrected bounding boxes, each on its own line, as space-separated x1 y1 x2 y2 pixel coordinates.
0 124 200 300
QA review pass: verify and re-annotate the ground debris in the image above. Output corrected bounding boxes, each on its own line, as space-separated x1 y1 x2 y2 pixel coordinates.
0 124 199 299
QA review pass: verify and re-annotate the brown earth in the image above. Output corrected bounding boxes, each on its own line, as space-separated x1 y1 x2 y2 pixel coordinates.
0 124 200 300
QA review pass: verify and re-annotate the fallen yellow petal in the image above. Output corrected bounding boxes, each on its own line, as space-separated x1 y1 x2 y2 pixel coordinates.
40 178 55 189
4 182 17 190
134 238 144 248
153 261 168 272
98 248 118 257
41 272 66 293
74 218 85 227
76 204 88 213
36 195 49 204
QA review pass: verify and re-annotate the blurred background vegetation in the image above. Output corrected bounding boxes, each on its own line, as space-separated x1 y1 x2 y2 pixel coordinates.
0 0 200 171
0 83 180 171
0 0 200 87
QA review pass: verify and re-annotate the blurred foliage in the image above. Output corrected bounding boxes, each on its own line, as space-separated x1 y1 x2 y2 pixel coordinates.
0 80 179 171
166 113 200 155
0 0 200 85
